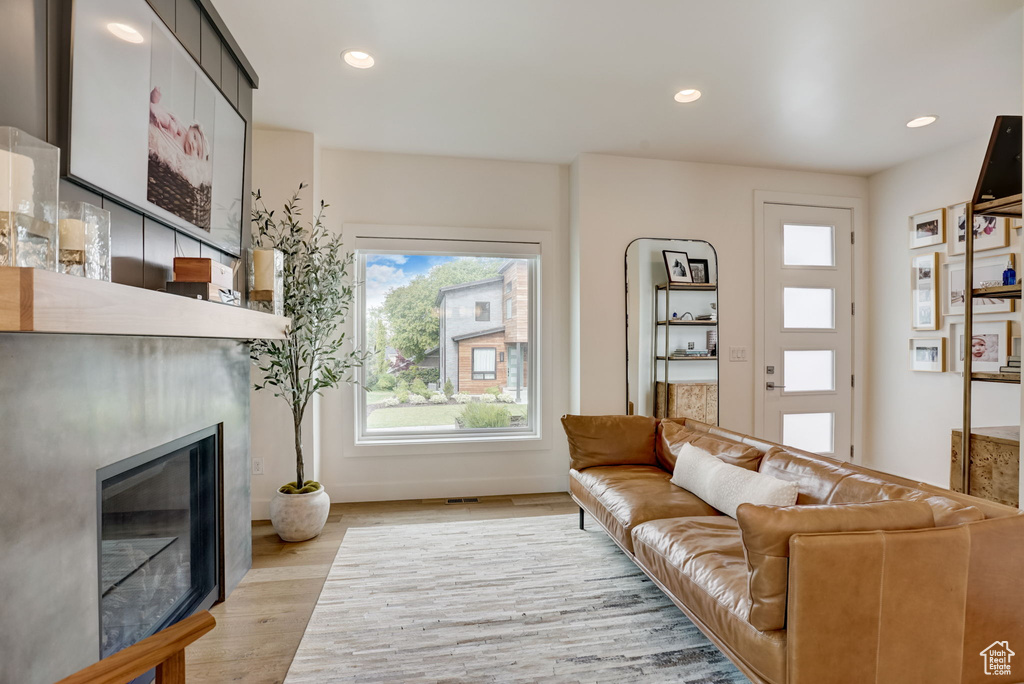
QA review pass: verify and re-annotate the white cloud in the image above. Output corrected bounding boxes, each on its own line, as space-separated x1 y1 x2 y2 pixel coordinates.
365 263 412 309
367 254 408 266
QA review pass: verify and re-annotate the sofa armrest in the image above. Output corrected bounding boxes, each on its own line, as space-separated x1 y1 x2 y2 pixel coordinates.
786 516 1024 684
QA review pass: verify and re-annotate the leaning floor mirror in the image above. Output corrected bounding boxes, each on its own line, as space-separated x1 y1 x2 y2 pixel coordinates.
625 238 719 422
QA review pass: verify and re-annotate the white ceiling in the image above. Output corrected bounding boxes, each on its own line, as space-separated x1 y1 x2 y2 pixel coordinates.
214 0 1023 175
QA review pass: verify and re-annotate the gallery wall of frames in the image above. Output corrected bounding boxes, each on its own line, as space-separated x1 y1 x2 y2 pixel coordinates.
908 204 1022 374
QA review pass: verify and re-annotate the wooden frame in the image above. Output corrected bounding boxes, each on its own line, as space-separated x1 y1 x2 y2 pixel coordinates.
910 337 947 372
944 254 1015 316
948 202 1009 255
911 252 939 331
951 320 1012 374
909 208 946 249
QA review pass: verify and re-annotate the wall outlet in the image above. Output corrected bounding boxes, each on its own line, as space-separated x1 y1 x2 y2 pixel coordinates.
252 457 264 476
729 346 749 362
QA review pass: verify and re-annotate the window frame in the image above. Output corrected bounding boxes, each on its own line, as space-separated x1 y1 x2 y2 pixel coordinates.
471 347 498 380
474 301 490 322
351 235 542 446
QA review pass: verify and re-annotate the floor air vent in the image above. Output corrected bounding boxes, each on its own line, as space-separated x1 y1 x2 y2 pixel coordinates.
445 497 480 504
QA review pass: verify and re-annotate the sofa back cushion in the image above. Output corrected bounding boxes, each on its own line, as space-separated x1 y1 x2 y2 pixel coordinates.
670 443 799 518
737 500 935 631
561 415 658 471
828 473 985 527
657 420 764 472
757 447 852 504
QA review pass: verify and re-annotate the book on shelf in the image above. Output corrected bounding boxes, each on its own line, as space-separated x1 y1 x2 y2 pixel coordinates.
997 366 1022 374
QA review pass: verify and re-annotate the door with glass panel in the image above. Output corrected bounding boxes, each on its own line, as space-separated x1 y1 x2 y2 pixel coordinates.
762 204 853 459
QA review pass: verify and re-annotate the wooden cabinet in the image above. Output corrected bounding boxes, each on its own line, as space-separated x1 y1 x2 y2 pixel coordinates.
655 381 718 424
950 426 1019 507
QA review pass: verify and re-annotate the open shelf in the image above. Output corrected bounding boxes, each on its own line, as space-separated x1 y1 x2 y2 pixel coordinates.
0 267 289 339
971 372 1021 385
656 319 718 326
973 194 1022 219
656 355 718 361
656 283 717 291
972 284 1022 300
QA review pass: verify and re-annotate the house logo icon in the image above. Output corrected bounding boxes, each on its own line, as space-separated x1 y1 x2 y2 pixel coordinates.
981 641 1015 676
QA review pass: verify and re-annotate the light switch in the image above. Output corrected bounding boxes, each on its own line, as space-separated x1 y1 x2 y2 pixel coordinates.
729 346 748 362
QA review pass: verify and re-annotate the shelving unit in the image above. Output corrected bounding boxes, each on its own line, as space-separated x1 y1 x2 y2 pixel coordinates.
653 281 719 422
960 115 1022 500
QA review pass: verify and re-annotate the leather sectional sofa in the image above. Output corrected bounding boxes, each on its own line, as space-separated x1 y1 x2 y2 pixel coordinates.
562 415 1024 684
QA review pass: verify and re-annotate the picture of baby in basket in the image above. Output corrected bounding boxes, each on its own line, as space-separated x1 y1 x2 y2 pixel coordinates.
146 24 215 231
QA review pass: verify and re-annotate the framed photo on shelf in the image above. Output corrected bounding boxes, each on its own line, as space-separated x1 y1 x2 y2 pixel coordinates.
909 208 945 250
944 254 1015 316
947 202 1008 255
662 250 692 283
911 252 939 331
910 338 946 372
688 258 710 284
950 321 1011 374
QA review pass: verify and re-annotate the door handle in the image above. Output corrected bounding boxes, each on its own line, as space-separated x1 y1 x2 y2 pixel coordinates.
766 382 786 390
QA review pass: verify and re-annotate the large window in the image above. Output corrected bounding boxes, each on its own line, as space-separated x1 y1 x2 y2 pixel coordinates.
357 248 538 442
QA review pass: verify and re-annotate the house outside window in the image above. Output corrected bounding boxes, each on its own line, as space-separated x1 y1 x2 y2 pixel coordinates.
505 298 514 320
356 248 538 443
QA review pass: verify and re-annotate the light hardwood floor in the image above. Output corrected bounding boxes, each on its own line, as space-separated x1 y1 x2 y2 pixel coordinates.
185 492 577 684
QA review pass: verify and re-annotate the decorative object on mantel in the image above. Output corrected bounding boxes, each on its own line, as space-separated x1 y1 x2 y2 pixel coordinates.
58 201 111 280
172 257 234 289
1 126 58 271
247 247 284 316
250 184 368 542
165 281 241 305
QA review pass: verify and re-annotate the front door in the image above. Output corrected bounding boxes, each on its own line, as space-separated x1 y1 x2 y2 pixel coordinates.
761 203 854 460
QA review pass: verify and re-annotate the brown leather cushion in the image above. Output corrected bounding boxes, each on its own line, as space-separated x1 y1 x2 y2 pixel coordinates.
571 466 719 553
657 420 764 472
828 473 985 527
757 447 852 504
736 500 936 631
562 415 658 471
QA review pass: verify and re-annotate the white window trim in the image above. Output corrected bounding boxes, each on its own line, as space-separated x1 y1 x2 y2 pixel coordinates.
471 347 498 380
343 224 548 452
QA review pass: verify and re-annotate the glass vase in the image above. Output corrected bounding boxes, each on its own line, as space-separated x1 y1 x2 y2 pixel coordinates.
0 127 59 270
247 247 284 316
59 201 111 281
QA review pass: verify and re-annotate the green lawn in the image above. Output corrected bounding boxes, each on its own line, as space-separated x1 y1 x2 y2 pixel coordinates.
367 403 528 429
364 390 396 405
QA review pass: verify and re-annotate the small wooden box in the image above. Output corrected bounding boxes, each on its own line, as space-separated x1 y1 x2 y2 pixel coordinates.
173 257 234 289
165 281 241 306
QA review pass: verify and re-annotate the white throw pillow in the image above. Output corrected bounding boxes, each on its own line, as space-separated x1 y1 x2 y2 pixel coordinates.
670 442 799 518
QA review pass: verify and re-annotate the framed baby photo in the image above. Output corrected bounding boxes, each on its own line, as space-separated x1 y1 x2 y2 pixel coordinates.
910 338 946 373
663 250 692 283
947 202 1008 255
909 208 945 250
944 254 1015 316
911 252 939 330
950 321 1011 374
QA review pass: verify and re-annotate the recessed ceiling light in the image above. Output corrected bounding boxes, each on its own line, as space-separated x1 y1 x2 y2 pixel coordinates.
674 89 702 104
107 22 143 44
906 115 938 128
342 49 375 69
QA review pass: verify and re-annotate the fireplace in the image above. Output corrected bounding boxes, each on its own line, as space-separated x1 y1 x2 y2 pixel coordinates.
97 426 220 661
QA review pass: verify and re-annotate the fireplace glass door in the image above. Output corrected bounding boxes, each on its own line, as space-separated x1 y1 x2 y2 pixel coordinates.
98 428 218 660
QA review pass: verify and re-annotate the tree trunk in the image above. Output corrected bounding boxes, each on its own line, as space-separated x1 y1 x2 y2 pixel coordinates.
294 412 305 489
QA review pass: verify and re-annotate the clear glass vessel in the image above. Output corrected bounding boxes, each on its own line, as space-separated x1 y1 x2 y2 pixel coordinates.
0 127 60 270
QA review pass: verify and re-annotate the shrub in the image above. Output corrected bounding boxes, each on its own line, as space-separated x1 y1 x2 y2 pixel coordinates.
375 374 396 391
479 393 496 403
443 378 455 399
454 393 472 404
379 397 400 407
460 402 511 428
395 380 410 403
497 393 516 403
411 378 431 399
408 394 427 405
429 393 449 404
485 386 502 396
396 367 440 386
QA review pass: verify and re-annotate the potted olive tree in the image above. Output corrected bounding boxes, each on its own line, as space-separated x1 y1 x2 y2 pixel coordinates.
250 184 364 542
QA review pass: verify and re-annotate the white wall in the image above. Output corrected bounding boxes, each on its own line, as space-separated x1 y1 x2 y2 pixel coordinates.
572 153 869 435
866 138 1021 486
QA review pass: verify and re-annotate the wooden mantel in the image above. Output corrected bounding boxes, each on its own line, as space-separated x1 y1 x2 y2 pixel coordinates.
0 267 289 339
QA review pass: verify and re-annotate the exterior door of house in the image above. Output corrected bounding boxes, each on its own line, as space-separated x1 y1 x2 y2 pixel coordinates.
761 203 854 460
507 345 520 388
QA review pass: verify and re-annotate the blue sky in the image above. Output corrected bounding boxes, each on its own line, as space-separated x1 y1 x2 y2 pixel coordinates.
364 254 456 309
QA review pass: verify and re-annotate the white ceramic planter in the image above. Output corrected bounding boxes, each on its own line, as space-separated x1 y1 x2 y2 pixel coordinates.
270 487 331 542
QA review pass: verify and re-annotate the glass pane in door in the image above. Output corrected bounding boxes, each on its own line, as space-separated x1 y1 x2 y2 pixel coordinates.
783 412 834 453
783 350 835 392
783 288 835 330
784 224 835 266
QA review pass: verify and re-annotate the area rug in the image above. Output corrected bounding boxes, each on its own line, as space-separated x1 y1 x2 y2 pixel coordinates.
285 514 749 683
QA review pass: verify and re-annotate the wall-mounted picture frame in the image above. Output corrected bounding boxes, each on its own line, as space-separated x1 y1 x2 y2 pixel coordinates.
944 254 1015 316
950 321 1011 374
911 252 939 331
688 258 710 284
662 250 692 283
947 202 1008 255
910 337 946 372
909 208 945 250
